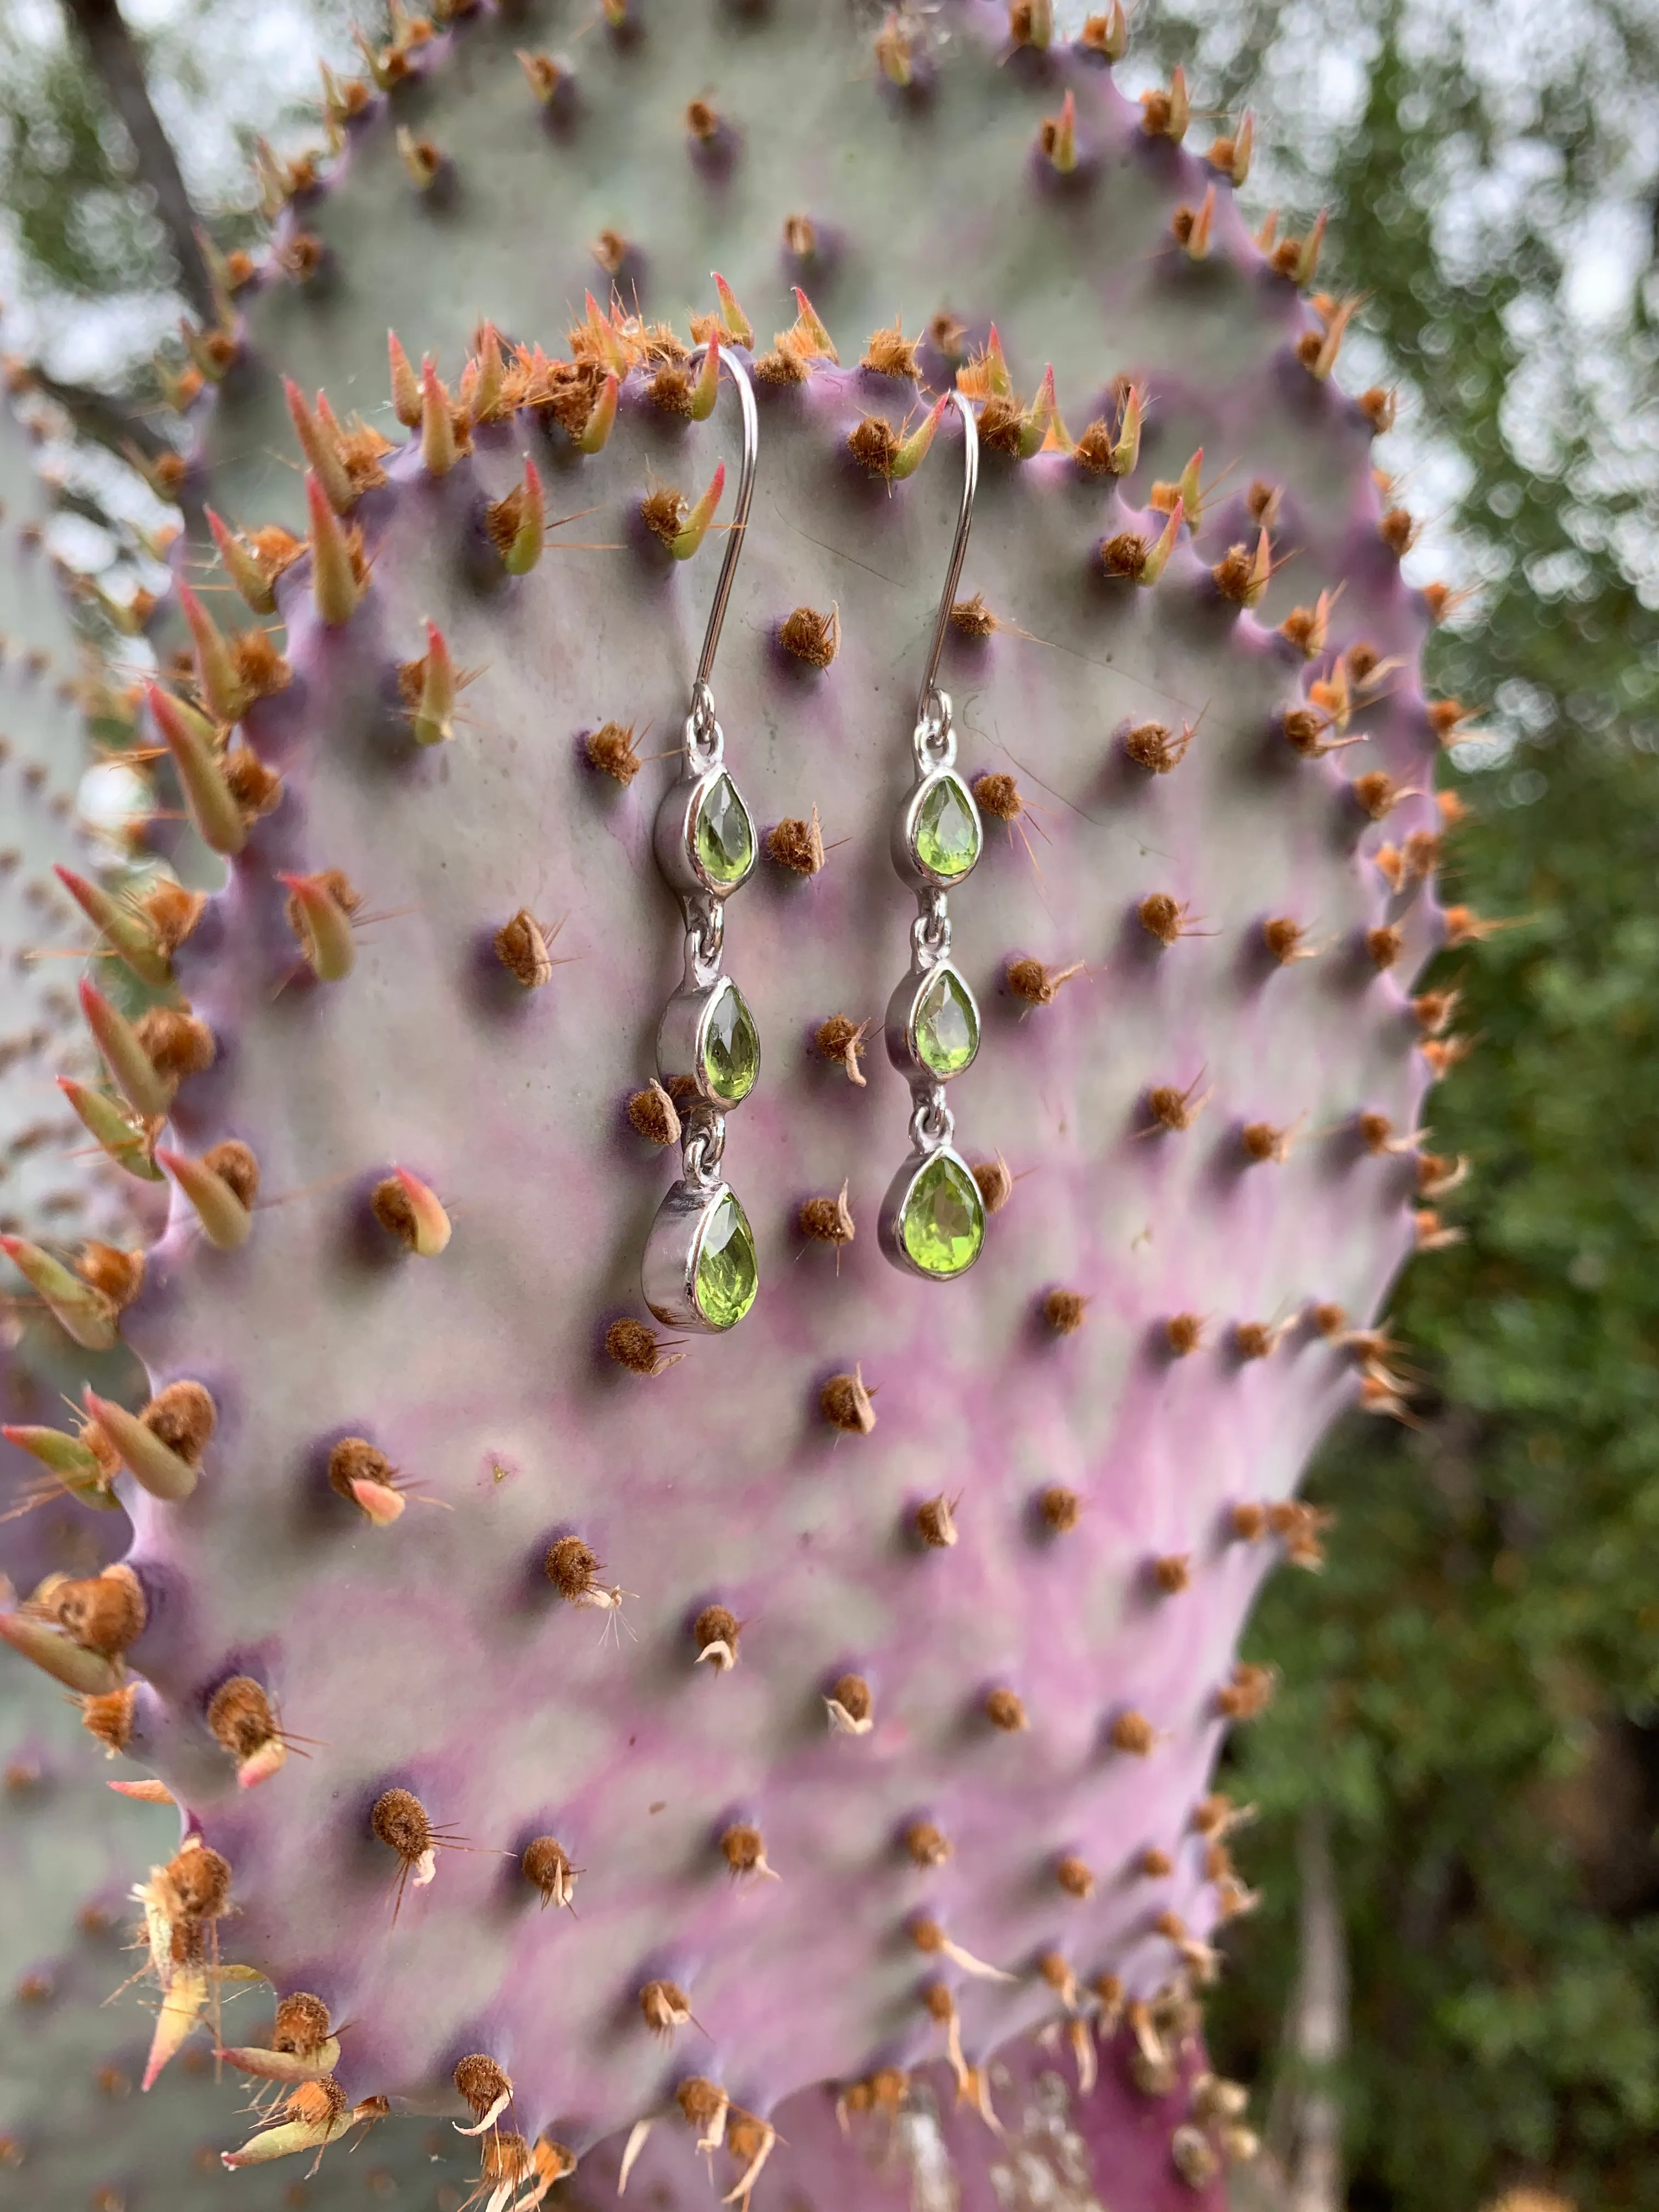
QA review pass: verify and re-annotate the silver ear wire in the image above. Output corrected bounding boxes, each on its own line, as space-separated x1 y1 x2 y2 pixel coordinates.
878 392 989 1282
641 345 763 1332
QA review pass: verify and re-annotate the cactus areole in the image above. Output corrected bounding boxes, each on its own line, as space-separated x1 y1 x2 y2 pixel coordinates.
0 0 1464 2196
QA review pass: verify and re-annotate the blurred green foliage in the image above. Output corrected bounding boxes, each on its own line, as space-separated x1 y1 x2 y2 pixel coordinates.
1135 7 1659 2205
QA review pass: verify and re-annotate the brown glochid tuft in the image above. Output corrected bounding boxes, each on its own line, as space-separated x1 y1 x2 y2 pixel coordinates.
1039 1485 1081 1533
1054 1854 1095 1899
693 1605 740 1664
639 1979 691 2035
1166 1312 1205 1356
143 1380 216 1464
1365 924 1405 971
1123 720 1194 774
799 1184 855 1246
206 1675 278 1758
951 594 998 640
913 1494 957 1548
1006 956 1083 1007
454 2055 511 2120
81 1682 138 1754
815 1012 871 1084
370 1176 422 1250
494 910 554 989
627 1081 681 1147
1152 1554 1192 1594
1379 506 1418 555
45 1568 145 1657
720 1822 768 1875
984 1686 1026 1733
676 2077 726 2129
766 811 826 875
585 721 642 785
862 323 919 377
522 1836 575 1907
605 1316 674 1377
1145 1079 1209 1135
971 771 1022 821
778 606 839 668
370 1786 432 1864
972 1155 1014 1212
135 1006 215 1082
544 1536 600 1599
905 1820 952 1867
1262 916 1310 964
273 1992 331 2057
1110 1710 1156 1756
163 1841 232 1921
847 416 901 476
641 488 689 546
820 1367 876 1435
1042 1288 1089 1335
1234 1321 1277 1361
201 1139 259 1209
328 1435 392 1503
831 1673 872 1724
1137 893 1194 946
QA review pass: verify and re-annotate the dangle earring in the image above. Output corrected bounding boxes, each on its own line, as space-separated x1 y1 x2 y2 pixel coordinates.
641 348 763 1333
880 389 988 1282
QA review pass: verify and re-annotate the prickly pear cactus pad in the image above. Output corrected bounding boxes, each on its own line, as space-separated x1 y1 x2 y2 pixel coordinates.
0 388 148 1277
182 0 1366 566
8 199 1457 2192
0 1513 453 2211
578 2024 1236 2208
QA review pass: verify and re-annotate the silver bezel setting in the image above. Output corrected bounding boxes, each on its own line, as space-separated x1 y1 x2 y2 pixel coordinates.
653 757 757 901
891 764 983 892
879 1143 986 1282
884 960 980 1081
642 1177 758 1330
656 974 759 1108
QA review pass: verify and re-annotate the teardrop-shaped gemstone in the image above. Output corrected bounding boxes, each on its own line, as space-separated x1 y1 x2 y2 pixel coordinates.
695 1189 759 1327
702 980 760 1104
913 967 979 1078
899 1153 985 1279
912 772 981 882
694 772 755 887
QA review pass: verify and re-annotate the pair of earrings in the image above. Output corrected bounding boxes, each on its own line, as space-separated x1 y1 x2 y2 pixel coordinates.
641 360 986 1336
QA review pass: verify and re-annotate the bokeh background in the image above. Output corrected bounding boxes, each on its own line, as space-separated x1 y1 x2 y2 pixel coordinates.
2 0 1657 2204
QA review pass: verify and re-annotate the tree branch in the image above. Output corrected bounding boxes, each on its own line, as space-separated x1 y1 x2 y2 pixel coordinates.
57 0 219 325
23 368 170 461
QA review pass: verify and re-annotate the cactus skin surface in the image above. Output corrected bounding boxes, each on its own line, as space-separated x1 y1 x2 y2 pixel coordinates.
575 2033 1229 2209
0 4 1463 2193
188 0 1351 555
56 292 1441 2175
0 377 165 1372
0 1541 456 2210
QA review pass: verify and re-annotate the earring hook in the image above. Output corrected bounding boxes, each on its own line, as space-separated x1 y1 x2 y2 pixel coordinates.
914 388 980 735
688 343 759 725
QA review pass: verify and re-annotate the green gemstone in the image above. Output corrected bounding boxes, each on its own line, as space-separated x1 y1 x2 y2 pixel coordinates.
695 773 754 887
913 967 979 1078
900 1154 985 1279
912 772 981 882
695 1189 759 1327
702 980 760 1103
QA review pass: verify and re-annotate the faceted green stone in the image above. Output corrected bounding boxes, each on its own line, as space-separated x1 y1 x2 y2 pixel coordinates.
900 1154 985 1279
913 967 979 1078
695 773 754 887
695 1189 759 1327
702 980 760 1104
912 772 981 882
